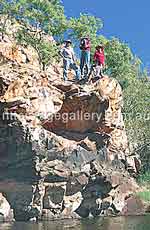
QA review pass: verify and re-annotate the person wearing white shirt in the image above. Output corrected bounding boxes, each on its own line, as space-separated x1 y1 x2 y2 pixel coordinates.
59 40 81 81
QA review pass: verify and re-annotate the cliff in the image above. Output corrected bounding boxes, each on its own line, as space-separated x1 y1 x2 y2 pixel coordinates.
0 40 142 221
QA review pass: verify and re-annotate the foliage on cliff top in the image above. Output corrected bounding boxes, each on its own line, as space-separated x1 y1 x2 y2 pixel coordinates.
0 1 139 75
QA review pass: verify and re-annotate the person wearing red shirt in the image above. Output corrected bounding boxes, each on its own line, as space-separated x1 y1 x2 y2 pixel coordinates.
94 44 105 77
80 36 91 77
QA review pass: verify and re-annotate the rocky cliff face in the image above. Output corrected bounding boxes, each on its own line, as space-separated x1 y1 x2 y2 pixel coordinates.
0 41 140 221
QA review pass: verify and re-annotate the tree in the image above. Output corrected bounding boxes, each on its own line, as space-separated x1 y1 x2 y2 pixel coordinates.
68 14 103 54
0 0 67 70
123 77 150 173
69 14 103 40
0 0 21 40
16 27 59 70
104 38 134 80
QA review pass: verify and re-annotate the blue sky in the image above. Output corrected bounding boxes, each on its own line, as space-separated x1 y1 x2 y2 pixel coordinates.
62 0 150 69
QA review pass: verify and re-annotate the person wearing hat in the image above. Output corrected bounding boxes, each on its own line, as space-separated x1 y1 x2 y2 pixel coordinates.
59 40 80 81
79 36 91 78
93 44 105 78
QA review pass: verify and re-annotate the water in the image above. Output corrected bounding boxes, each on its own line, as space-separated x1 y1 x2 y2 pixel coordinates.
0 216 150 230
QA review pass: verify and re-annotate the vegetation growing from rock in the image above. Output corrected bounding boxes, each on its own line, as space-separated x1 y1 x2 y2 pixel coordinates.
137 191 150 202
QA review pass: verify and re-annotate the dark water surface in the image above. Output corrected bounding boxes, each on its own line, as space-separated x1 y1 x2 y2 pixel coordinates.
0 216 150 230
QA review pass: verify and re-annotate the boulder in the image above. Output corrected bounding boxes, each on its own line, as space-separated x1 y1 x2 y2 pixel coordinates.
0 193 14 221
121 196 145 216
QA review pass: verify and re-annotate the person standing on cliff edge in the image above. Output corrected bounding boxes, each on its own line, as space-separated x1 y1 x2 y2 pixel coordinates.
80 36 91 78
59 40 81 81
94 44 105 78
